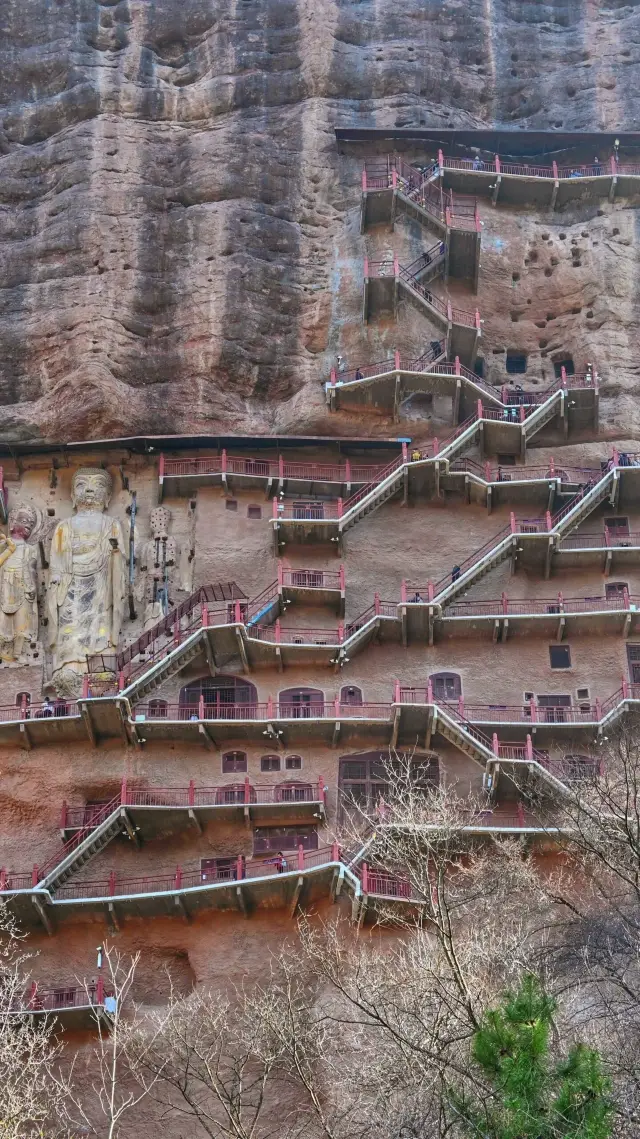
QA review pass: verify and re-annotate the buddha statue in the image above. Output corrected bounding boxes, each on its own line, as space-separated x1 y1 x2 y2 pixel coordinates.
47 468 126 696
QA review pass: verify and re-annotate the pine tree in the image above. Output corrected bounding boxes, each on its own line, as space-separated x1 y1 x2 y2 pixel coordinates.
449 974 613 1139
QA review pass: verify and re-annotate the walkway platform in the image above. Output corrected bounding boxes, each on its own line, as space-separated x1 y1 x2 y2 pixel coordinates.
436 152 640 208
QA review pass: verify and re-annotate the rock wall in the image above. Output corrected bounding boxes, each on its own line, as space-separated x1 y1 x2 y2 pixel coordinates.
1 0 640 444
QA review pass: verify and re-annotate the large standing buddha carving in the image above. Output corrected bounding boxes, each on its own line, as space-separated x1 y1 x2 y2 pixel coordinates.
47 468 126 697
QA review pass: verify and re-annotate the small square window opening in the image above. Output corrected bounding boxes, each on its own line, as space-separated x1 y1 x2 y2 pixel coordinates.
549 645 571 669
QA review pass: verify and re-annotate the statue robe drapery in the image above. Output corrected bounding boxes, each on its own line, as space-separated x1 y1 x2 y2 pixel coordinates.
0 538 38 659
47 513 126 676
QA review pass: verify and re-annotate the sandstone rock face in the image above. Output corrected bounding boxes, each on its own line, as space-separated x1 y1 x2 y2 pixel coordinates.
0 0 639 444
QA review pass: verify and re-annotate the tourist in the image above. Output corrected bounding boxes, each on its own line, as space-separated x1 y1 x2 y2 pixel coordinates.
451 565 461 582
355 368 364 381
472 156 482 171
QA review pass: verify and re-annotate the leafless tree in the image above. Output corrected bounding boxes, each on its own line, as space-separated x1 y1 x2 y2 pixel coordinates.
528 717 640 1127
0 900 71 1138
66 945 169 1139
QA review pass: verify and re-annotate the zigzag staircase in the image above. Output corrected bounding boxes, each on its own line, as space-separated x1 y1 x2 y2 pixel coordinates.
38 796 124 893
340 457 406 532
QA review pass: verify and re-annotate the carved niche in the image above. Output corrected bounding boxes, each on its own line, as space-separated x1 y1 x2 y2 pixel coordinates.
136 506 181 630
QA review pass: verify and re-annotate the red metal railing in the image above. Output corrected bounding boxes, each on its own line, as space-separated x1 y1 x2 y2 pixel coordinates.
0 700 79 724
279 568 343 590
342 455 405 516
465 703 598 724
132 701 393 723
161 453 392 486
273 502 341 521
250 625 342 646
61 778 326 832
49 845 340 901
558 531 640 551
14 978 112 1013
445 592 636 618
441 153 640 180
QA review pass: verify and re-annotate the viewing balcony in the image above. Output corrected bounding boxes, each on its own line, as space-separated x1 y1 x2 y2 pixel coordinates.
435 150 640 208
403 588 640 644
158 452 393 501
1 846 349 932
10 978 115 1030
60 778 327 843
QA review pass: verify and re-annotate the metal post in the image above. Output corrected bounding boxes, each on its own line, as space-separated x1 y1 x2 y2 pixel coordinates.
108 870 116 896
198 694 205 720
96 976 104 1005
32 864 39 886
526 735 534 762
128 490 137 621
188 779 195 807
361 863 369 893
297 843 305 871
244 776 251 804
394 679 401 703
175 866 182 891
121 777 127 805
492 732 499 756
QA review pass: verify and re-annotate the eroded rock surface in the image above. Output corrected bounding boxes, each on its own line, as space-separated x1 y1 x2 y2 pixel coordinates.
1 0 640 443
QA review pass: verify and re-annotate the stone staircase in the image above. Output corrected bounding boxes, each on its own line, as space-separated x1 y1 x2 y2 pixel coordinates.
434 527 516 609
523 390 563 438
434 704 496 766
39 801 125 893
123 633 204 702
340 459 405 533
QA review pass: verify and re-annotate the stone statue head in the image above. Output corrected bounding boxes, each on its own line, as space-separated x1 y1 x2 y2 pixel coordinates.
8 504 37 540
71 468 113 512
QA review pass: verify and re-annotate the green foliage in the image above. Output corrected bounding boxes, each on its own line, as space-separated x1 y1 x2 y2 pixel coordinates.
449 974 613 1139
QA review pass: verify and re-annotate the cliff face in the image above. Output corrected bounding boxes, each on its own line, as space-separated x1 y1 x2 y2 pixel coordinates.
0 0 639 444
